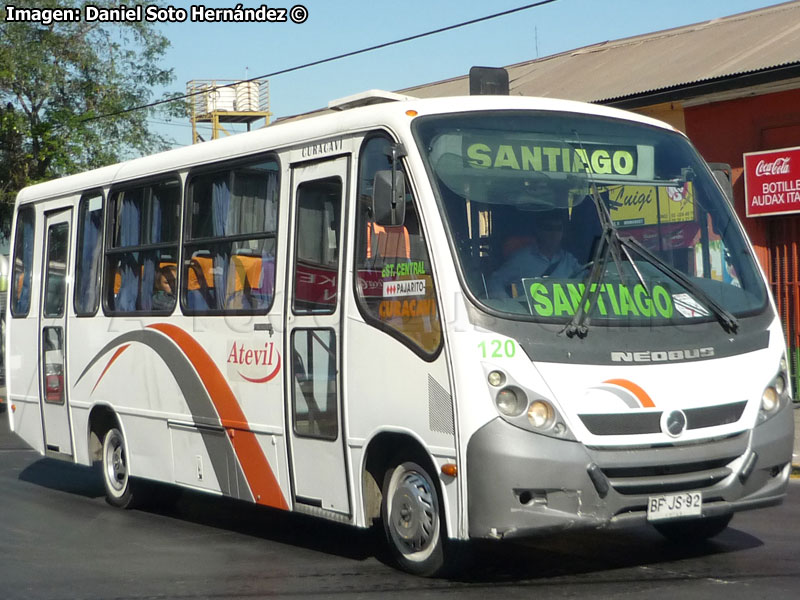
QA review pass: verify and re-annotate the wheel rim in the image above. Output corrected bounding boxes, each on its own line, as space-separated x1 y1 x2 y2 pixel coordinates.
104 430 127 495
387 467 440 562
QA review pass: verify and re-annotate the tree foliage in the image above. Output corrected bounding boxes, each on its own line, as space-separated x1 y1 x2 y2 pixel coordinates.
0 0 182 234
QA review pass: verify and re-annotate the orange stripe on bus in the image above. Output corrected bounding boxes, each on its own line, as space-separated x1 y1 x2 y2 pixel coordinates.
147 323 288 510
92 344 131 394
603 378 656 408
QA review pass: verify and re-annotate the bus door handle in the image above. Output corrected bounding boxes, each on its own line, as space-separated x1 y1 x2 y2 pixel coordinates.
254 323 274 336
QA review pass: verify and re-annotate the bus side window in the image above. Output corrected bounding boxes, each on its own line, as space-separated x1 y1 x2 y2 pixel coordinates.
10 206 35 318
354 135 442 356
182 157 279 314
104 179 180 314
74 193 104 316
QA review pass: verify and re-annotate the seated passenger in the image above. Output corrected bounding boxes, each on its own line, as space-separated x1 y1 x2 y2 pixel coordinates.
152 265 176 310
488 209 580 297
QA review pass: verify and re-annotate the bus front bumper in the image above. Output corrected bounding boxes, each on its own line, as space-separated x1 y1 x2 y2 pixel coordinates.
465 404 793 540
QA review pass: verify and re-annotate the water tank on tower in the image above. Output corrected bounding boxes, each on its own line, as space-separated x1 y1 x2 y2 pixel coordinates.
236 81 260 112
206 85 236 112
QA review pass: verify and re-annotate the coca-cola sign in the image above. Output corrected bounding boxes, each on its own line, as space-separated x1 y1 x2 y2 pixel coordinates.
744 146 800 217
755 157 791 176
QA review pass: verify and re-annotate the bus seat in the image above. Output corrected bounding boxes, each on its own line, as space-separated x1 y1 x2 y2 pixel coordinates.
366 222 410 259
225 255 262 309
186 255 214 310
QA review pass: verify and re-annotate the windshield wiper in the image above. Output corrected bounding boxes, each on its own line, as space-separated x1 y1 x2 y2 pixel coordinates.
622 236 739 333
561 183 621 338
561 182 738 336
562 133 737 337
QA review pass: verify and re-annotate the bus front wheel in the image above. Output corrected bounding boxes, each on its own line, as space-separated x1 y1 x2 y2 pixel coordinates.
101 427 137 509
381 461 445 576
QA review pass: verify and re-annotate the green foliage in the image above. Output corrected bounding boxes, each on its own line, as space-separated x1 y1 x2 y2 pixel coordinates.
0 0 182 238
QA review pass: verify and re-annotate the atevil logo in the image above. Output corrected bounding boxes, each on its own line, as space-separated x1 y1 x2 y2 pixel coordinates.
227 341 282 383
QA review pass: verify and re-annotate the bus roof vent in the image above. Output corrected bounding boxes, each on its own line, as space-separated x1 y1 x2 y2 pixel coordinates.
328 89 415 111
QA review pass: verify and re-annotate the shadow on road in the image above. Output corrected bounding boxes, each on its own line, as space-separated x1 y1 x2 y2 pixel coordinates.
18 458 105 499
449 526 764 583
161 486 381 562
16 455 765 582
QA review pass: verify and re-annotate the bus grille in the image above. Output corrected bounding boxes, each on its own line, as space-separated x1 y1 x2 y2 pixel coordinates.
579 401 747 436
600 457 735 495
587 432 747 496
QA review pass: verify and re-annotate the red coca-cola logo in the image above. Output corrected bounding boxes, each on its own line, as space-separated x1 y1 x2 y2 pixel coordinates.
755 157 791 176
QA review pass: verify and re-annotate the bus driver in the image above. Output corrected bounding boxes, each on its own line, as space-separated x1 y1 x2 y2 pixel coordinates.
488 208 580 298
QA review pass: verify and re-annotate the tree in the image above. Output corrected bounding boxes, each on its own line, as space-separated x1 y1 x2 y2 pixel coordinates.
0 0 182 238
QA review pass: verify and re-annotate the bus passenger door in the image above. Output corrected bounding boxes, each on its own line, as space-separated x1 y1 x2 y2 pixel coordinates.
39 209 73 457
285 156 351 515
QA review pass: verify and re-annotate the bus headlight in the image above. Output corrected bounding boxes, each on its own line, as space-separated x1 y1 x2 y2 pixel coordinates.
496 387 527 417
483 364 575 440
758 358 791 424
761 386 779 414
527 400 555 430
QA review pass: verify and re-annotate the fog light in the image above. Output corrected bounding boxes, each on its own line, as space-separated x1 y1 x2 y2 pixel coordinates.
496 387 526 417
487 370 506 387
527 400 555 429
761 387 779 413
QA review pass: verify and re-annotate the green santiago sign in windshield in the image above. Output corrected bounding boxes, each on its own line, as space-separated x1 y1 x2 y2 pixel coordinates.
523 279 675 319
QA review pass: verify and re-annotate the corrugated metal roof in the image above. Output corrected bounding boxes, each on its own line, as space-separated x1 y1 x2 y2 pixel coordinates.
401 0 800 103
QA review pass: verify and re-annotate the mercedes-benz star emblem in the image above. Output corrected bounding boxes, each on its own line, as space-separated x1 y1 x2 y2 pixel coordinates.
661 409 687 437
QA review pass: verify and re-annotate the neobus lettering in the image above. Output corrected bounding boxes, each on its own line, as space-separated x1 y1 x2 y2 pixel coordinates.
466 143 636 175
611 347 715 362
529 282 673 318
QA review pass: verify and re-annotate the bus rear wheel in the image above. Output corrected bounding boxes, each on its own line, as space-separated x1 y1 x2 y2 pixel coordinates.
653 514 733 542
102 427 137 509
381 461 445 576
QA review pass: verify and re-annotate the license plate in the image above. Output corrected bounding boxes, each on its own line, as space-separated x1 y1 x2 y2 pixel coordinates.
646 491 703 521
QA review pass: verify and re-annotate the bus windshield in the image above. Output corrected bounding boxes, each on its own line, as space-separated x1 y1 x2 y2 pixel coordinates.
413 111 767 326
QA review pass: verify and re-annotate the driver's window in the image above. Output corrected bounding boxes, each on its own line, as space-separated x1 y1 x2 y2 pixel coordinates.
354 135 442 356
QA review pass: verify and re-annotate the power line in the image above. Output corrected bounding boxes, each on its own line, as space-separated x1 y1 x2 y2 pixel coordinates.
82 0 559 123
146 118 198 129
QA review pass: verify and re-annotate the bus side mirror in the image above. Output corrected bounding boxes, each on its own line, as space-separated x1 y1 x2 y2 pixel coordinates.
373 170 406 226
708 162 734 204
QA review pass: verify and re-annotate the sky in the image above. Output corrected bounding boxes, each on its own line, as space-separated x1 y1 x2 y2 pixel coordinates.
148 0 789 148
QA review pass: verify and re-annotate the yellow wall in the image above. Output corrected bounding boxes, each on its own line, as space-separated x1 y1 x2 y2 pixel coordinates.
632 102 686 133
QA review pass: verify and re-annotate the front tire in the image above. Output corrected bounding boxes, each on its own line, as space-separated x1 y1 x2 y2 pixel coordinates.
102 427 137 509
381 461 445 576
653 514 733 542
